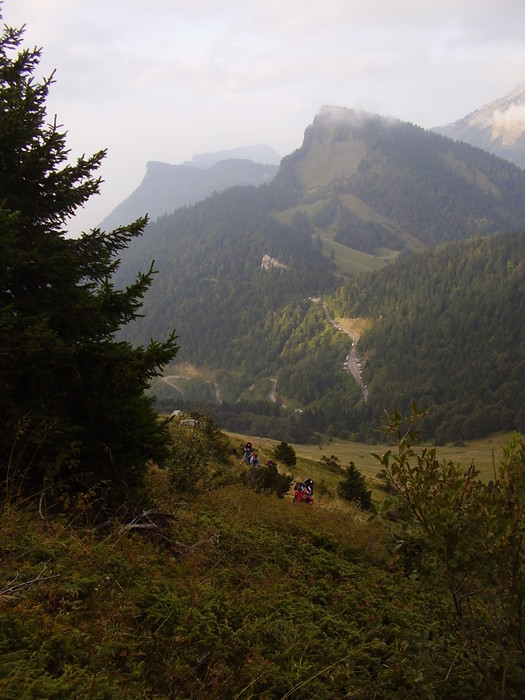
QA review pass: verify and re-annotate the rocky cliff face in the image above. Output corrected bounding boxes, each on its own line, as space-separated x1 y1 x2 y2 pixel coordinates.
433 83 525 168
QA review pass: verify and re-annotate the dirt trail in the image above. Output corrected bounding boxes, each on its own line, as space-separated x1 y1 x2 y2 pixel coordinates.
161 376 184 395
161 367 222 404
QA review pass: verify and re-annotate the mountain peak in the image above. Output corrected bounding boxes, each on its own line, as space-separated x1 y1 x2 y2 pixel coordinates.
317 105 366 121
466 82 525 146
433 83 525 167
99 154 278 230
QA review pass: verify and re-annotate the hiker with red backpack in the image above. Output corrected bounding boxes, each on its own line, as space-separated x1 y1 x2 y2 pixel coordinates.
293 478 314 505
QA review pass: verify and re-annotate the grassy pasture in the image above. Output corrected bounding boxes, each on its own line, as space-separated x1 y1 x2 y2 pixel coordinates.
270 200 396 275
225 429 517 508
319 235 388 275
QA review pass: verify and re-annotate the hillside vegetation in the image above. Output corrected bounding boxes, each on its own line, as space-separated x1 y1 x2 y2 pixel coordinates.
131 228 525 444
2 412 525 699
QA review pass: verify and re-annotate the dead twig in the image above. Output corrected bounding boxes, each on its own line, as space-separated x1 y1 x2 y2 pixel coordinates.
119 510 219 559
120 508 176 532
1 562 60 598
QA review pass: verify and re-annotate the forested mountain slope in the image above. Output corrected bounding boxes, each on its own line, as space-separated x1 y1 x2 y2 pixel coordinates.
116 184 335 363
330 230 525 440
114 108 525 441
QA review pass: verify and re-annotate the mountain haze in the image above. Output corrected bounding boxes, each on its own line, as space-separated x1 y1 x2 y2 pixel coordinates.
433 83 525 169
184 144 281 168
114 107 525 442
100 149 280 231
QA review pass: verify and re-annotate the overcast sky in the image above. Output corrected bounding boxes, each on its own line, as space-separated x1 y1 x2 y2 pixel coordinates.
6 0 525 235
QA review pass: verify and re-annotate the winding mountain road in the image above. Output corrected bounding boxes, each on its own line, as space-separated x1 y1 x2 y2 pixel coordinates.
161 303 368 407
320 303 368 402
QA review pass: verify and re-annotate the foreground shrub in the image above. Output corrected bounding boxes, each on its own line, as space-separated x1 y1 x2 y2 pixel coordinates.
378 404 525 699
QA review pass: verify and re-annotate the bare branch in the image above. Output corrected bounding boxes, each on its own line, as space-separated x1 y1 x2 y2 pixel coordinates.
0 562 60 597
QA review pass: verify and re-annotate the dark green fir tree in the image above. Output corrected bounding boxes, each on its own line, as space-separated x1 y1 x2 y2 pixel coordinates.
0 15 178 505
338 461 372 510
273 440 297 467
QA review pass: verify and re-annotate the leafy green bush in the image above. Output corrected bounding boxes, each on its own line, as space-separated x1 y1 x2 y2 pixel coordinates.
377 404 525 697
164 412 234 506
320 454 345 474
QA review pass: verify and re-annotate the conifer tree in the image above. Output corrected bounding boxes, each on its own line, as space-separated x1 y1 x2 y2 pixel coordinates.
338 461 372 509
0 15 178 502
273 440 296 466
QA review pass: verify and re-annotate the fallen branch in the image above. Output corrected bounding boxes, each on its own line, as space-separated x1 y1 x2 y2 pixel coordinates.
121 508 176 532
171 533 220 558
119 510 219 558
1 562 60 598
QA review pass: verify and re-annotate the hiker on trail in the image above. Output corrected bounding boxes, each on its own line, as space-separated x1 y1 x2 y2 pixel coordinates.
250 452 259 469
293 481 314 505
243 442 253 465
304 478 314 496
